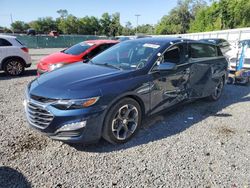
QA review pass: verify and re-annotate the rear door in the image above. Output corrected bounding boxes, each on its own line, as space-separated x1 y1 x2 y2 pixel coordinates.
188 42 224 98
0 38 12 67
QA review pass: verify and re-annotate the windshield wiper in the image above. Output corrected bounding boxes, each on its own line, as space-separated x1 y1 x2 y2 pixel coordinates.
93 63 122 70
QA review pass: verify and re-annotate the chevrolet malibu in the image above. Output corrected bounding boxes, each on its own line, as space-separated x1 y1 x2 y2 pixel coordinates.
24 38 228 144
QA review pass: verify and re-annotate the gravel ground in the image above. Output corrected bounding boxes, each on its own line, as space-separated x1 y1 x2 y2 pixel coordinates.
0 49 250 187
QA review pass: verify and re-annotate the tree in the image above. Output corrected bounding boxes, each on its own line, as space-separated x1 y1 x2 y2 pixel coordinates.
100 13 112 36
11 21 29 33
29 17 57 34
57 9 68 19
137 24 154 34
122 21 135 35
57 15 79 34
155 0 207 34
110 12 122 36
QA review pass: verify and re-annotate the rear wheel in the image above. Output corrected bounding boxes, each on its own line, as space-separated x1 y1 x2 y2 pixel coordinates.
102 98 142 144
3 58 25 76
208 77 224 101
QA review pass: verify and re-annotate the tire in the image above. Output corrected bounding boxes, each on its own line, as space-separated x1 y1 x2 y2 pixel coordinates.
3 58 25 76
207 77 224 101
102 98 142 144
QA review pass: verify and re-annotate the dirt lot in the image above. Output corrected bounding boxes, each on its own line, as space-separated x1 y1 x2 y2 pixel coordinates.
0 48 250 187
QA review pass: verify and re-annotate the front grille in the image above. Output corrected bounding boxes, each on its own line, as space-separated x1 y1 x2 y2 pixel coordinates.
30 94 57 103
26 101 54 129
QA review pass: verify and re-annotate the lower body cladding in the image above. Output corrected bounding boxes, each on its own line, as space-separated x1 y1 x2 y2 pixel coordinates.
24 99 107 143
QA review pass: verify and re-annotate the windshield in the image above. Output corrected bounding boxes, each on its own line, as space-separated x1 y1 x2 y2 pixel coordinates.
63 42 93 55
91 40 162 70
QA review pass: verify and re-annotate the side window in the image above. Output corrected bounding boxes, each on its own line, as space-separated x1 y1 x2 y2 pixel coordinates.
88 45 104 58
163 44 184 64
0 39 12 46
88 44 115 58
190 43 217 58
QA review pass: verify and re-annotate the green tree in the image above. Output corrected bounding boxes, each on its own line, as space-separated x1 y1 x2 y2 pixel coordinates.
11 21 29 33
110 12 122 36
29 17 57 34
57 9 68 19
100 13 112 36
122 21 135 35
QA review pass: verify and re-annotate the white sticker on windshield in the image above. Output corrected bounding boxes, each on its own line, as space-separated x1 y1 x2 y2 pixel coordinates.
143 43 160 49
86 43 95 46
80 42 94 46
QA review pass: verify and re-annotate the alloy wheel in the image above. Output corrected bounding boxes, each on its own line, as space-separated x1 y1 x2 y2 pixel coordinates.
111 104 139 140
6 61 23 75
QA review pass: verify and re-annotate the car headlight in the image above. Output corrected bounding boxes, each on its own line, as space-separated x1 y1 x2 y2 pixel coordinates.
49 63 67 71
52 97 100 110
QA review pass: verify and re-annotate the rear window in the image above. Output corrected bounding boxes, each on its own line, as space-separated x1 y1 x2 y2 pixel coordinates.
0 38 12 46
63 42 93 55
190 43 217 58
15 39 24 46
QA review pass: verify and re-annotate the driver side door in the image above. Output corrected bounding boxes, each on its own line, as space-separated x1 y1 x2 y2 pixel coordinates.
150 42 190 114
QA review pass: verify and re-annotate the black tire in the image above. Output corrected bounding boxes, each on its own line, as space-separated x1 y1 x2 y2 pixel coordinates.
207 77 224 101
102 98 142 144
3 58 25 76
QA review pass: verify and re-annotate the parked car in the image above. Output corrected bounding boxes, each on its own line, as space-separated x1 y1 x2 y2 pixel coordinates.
37 40 119 75
48 30 59 37
199 38 232 58
0 35 31 76
228 39 250 71
24 38 228 144
27 28 36 36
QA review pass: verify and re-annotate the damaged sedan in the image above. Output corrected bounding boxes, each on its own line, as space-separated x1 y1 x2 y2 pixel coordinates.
24 38 228 144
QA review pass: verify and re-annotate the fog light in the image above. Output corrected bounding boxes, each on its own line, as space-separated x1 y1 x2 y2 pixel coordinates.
57 121 86 132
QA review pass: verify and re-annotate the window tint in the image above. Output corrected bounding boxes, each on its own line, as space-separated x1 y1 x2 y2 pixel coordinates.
0 38 12 46
88 44 116 58
163 44 184 64
63 42 91 55
190 43 217 58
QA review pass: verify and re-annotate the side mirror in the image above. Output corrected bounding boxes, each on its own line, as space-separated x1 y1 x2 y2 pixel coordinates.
154 62 177 71
82 55 90 63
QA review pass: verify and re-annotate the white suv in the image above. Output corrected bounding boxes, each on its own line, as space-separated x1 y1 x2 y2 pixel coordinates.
0 35 32 76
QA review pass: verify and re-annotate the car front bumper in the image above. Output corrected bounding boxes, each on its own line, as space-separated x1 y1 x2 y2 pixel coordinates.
23 95 107 144
37 68 48 76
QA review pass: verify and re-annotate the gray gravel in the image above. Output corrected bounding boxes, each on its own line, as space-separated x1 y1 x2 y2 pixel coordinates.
0 49 250 187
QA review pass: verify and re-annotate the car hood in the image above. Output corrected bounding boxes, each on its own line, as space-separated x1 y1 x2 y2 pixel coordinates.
29 62 128 99
40 52 79 64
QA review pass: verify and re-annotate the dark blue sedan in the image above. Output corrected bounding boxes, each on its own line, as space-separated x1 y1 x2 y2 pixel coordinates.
24 38 228 144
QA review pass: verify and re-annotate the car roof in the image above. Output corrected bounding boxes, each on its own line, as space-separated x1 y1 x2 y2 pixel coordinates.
126 37 193 44
0 34 16 39
84 39 119 45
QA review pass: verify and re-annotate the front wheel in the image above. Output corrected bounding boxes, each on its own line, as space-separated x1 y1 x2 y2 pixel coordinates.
207 78 224 101
102 98 142 144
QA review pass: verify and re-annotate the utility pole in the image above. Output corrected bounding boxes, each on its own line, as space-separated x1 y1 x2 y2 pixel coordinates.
10 13 14 34
135 14 141 35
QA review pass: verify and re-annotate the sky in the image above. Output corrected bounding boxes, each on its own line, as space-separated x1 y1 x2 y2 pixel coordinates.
0 0 181 27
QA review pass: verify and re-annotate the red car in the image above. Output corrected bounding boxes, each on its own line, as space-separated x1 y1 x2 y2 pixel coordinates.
37 39 119 75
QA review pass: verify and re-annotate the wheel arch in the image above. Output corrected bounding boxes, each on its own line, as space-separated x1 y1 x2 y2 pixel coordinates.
1 56 26 69
101 93 146 132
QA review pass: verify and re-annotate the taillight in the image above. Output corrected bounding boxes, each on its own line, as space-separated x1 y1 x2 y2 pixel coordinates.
21 47 29 53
